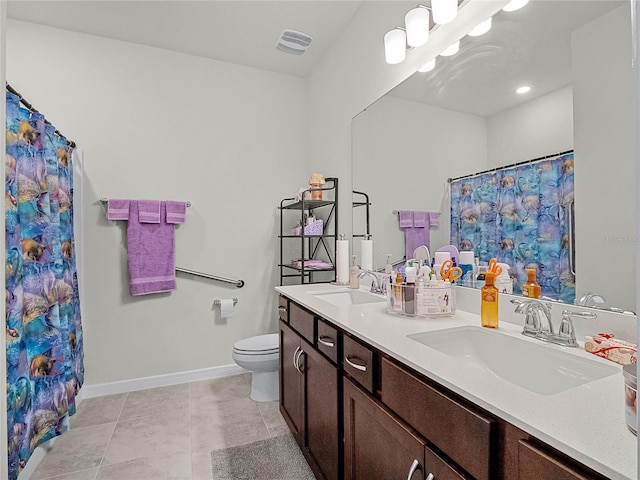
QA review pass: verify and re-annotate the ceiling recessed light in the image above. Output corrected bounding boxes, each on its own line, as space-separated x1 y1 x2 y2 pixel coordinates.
418 58 436 73
516 86 531 94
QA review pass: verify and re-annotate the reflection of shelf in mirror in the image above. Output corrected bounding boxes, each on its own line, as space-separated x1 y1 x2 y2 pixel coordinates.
353 201 371 208
281 199 335 210
279 264 335 272
279 234 335 239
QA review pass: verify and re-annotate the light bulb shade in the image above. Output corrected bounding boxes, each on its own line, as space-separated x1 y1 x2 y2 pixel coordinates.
384 28 407 64
418 58 436 72
468 17 492 37
502 0 529 12
432 0 457 25
440 40 460 57
405 7 430 47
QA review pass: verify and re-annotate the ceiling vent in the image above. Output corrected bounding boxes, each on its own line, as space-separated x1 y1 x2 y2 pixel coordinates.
276 30 313 55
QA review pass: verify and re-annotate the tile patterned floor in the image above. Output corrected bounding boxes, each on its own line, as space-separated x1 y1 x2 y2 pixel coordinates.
30 373 289 480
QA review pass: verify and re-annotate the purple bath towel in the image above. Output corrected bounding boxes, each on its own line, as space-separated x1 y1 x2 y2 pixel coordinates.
127 201 178 296
398 210 440 258
165 201 187 224
107 199 130 220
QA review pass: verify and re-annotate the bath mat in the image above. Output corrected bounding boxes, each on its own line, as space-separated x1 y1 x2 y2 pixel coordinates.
210 433 315 480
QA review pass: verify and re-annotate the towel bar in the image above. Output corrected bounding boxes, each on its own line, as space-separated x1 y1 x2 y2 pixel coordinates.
176 267 245 288
100 198 192 207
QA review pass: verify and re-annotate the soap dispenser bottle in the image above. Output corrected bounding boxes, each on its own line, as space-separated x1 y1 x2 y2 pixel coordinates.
481 271 499 329
349 255 360 289
522 268 541 298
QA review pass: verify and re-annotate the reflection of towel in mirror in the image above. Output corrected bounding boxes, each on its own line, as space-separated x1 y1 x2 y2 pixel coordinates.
398 210 439 258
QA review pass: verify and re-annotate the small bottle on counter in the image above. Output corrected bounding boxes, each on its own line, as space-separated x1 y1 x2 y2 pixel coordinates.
350 255 360 290
522 268 541 298
393 271 403 312
404 262 417 315
481 271 499 329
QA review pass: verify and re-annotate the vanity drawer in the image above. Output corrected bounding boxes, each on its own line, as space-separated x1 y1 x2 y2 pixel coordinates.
278 296 289 323
317 318 340 364
518 440 607 480
381 357 494 480
289 301 314 344
343 334 373 393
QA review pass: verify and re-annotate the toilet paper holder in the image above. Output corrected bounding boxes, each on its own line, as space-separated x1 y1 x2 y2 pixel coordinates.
214 298 238 307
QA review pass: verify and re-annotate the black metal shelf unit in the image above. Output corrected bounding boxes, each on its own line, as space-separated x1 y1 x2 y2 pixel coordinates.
352 190 371 239
278 178 338 285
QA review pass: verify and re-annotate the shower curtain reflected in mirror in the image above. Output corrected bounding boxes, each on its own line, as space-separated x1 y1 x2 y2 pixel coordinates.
450 152 575 303
5 91 84 480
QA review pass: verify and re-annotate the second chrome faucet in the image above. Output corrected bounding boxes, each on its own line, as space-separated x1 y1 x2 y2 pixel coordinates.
511 299 596 347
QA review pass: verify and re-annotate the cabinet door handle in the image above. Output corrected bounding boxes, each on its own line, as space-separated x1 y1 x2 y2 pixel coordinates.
278 306 287 313
425 474 434 480
407 459 423 480
318 335 335 348
294 347 304 374
345 355 367 372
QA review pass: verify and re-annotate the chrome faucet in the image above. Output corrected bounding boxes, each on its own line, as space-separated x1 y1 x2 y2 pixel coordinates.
575 292 606 307
511 299 596 348
358 270 386 295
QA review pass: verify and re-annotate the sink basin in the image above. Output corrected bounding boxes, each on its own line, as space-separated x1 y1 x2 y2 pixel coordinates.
408 326 619 395
311 290 386 307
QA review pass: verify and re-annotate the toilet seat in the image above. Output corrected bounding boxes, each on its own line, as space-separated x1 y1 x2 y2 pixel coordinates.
233 333 279 355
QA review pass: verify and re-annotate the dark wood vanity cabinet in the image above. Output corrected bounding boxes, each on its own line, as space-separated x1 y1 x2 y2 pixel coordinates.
279 297 613 480
279 304 340 480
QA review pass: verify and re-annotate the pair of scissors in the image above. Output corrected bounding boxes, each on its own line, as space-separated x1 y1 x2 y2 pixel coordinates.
487 258 503 276
440 260 462 282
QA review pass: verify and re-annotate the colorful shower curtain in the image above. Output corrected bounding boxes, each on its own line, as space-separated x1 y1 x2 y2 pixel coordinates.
450 152 575 303
5 91 84 479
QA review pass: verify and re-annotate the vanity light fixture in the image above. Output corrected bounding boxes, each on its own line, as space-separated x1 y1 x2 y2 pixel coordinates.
418 57 436 72
405 5 430 47
516 86 531 94
468 17 492 37
431 0 458 25
502 0 529 12
384 27 407 64
440 40 460 56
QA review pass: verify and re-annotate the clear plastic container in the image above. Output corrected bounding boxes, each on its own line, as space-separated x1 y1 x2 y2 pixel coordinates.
623 363 637 435
385 277 455 317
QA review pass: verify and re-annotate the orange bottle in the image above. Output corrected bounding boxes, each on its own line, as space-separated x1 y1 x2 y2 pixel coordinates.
522 268 541 299
481 271 499 329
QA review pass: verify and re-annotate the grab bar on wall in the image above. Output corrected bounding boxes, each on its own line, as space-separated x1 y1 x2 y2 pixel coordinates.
100 198 192 207
175 267 245 288
568 200 576 276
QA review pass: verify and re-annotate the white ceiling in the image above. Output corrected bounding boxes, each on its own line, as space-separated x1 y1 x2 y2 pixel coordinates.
6 0 627 115
6 0 364 78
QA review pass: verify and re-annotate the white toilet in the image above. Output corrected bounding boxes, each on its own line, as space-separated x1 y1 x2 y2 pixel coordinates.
232 333 280 402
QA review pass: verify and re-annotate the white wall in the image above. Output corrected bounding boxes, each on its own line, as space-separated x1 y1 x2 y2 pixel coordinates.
352 96 487 265
572 4 635 311
487 85 574 166
6 20 308 385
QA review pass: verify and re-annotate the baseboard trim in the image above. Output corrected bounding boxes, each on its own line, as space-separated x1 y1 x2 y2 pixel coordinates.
81 364 247 398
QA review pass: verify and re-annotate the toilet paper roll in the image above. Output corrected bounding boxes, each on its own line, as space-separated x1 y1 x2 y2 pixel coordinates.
220 298 234 318
361 239 373 271
336 239 350 284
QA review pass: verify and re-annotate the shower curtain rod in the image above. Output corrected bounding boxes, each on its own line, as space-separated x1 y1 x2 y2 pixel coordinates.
6 82 77 148
447 149 573 183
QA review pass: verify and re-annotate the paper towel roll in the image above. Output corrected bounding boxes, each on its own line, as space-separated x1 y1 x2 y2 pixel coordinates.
336 239 350 284
360 239 373 271
220 298 234 318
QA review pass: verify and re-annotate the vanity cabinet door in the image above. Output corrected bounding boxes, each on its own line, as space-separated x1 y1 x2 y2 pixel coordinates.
518 440 606 480
344 377 426 480
305 343 340 480
280 320 304 443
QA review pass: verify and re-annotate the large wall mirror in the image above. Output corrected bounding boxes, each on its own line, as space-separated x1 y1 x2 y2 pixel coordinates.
352 0 635 312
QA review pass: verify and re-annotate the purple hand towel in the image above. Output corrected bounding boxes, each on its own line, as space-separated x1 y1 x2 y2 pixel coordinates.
428 211 440 228
138 200 161 224
398 211 413 228
165 201 187 224
127 201 177 296
107 199 130 220
413 211 427 227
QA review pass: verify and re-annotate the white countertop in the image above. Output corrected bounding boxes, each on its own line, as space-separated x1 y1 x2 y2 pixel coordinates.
276 283 638 480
